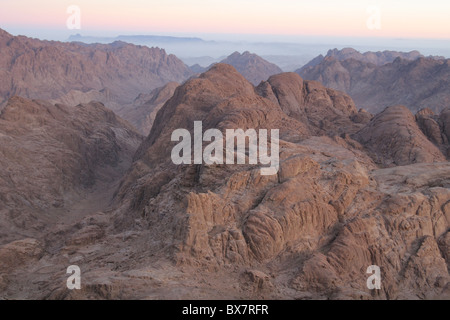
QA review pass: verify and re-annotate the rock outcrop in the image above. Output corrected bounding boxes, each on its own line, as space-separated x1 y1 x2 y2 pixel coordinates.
355 105 447 166
416 108 450 157
257 72 369 136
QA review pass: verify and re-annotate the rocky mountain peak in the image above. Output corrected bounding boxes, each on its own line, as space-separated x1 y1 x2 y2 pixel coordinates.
220 51 283 85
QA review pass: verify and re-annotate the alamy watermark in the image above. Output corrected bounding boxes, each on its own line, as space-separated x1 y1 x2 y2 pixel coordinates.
66 265 81 290
66 5 81 30
171 121 279 175
366 5 381 30
366 265 381 290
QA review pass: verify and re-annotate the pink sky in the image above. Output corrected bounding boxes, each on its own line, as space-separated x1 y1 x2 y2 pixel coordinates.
1 0 449 39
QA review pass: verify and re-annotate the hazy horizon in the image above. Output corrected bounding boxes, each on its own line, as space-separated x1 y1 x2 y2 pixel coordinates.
3 26 450 66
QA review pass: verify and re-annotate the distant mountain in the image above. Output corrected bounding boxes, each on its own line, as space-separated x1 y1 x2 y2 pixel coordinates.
181 56 222 68
189 64 208 74
297 56 450 114
298 47 444 71
68 33 208 44
220 51 283 85
0 28 193 117
190 51 283 85
261 54 313 72
121 82 180 135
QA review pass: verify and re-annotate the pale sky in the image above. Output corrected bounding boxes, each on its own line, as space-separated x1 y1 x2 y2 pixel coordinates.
1 0 449 39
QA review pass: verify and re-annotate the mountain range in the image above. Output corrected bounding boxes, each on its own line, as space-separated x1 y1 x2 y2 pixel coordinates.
0 28 193 117
300 47 444 70
297 48 449 114
68 34 208 44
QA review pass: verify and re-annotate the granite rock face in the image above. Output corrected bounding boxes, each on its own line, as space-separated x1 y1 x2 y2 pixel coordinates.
355 105 447 166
